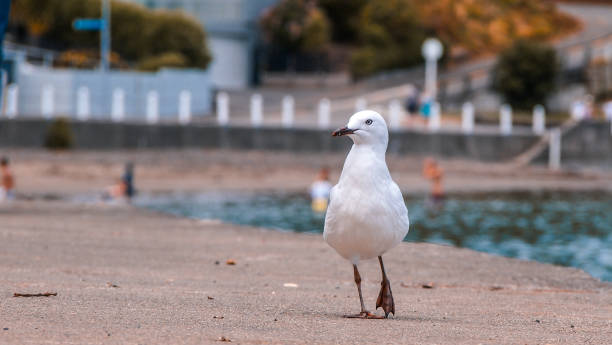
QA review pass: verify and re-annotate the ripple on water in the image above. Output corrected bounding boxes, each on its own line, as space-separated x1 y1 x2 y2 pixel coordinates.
136 191 612 282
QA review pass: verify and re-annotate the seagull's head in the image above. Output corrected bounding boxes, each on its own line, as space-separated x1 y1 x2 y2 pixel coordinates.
332 110 388 149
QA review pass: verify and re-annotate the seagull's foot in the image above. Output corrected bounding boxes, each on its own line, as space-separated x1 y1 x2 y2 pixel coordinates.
376 279 395 318
344 311 384 319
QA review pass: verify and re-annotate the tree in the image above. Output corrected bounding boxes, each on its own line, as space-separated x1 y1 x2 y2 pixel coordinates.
318 0 367 43
260 0 331 54
492 40 558 110
350 0 427 79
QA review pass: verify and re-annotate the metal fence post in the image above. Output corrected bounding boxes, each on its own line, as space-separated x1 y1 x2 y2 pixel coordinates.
146 90 159 124
500 104 512 135
282 95 294 128
112 88 125 122
388 99 402 130
178 90 191 125
41 84 54 119
216 92 229 126
5 84 18 119
461 102 474 134
549 128 561 171
250 94 263 127
533 104 546 135
318 98 331 129
77 86 90 120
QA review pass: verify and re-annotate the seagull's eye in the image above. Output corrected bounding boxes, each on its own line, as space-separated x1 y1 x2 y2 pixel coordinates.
365 119 373 125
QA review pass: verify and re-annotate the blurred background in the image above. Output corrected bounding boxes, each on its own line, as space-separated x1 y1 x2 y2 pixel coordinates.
0 0 611 281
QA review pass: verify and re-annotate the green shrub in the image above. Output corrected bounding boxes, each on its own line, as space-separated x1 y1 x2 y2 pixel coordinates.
10 0 211 69
45 118 73 150
146 10 211 68
137 52 188 71
492 40 558 110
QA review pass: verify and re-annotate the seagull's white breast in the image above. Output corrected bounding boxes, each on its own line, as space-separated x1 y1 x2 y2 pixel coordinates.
323 147 409 264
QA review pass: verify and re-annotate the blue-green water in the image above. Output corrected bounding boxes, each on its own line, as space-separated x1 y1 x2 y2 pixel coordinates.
136 191 612 282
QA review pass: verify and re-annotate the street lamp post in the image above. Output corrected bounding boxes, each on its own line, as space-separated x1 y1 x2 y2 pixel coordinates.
421 38 443 101
100 0 111 71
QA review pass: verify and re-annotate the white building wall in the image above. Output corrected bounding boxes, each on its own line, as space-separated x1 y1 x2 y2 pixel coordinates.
208 37 249 90
16 63 212 119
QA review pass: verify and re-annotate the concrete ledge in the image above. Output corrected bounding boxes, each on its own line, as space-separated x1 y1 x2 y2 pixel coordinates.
0 200 609 344
0 118 539 161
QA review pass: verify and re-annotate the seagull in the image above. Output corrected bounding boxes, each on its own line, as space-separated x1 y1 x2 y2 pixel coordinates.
324 110 410 319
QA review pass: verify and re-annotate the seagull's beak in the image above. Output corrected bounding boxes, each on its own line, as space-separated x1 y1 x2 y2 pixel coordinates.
332 127 355 137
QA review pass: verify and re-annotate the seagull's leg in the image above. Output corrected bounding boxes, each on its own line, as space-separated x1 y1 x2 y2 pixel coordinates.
376 255 395 317
344 264 383 319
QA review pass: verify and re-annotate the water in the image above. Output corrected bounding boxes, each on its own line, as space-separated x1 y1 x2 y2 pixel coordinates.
136 191 612 282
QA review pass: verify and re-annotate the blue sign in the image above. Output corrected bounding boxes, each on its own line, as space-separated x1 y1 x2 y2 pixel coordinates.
73 18 106 31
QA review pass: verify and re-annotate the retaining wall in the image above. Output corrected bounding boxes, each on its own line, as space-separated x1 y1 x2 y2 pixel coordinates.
0 119 541 162
534 120 612 168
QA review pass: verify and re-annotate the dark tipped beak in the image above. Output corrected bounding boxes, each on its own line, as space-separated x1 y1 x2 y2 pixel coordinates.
332 127 355 137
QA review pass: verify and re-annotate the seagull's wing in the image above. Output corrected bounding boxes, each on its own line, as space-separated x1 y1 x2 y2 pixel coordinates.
387 180 410 234
323 184 340 237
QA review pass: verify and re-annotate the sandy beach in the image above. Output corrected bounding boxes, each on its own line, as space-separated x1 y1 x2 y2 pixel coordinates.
4 149 612 198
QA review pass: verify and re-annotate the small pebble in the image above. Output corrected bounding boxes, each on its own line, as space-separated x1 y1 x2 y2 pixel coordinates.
207 296 214 300
535 319 540 323
226 259 236 265
214 261 220 265
3 328 8 331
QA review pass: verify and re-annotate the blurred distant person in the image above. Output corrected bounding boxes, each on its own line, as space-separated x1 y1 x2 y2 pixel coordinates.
422 157 444 207
570 98 586 121
103 162 136 203
105 178 127 202
419 91 433 121
405 89 420 116
602 99 612 121
0 157 15 201
122 162 135 200
310 167 332 213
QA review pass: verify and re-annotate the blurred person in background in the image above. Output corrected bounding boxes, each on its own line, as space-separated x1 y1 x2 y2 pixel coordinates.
122 162 135 200
422 157 444 208
0 156 15 201
405 89 420 117
310 167 332 213
571 97 586 120
419 91 433 123
103 162 135 203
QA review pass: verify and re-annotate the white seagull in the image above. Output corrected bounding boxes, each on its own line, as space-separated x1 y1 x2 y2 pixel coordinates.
324 110 410 319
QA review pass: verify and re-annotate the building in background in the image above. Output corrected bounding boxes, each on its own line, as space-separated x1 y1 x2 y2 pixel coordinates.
124 0 278 90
